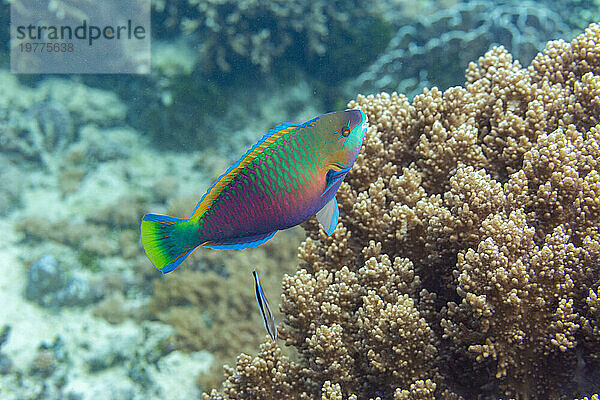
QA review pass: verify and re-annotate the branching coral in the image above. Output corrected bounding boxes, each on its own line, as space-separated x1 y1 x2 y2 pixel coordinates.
351 0 573 99
151 0 389 76
204 24 600 399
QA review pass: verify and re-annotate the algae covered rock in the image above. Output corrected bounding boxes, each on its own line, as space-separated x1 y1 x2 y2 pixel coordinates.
78 125 142 162
54 275 99 307
0 325 12 375
0 156 22 215
25 255 100 308
0 71 129 168
25 255 66 307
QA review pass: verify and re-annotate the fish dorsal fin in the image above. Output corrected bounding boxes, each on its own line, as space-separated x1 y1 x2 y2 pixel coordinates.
316 197 339 235
191 123 299 219
268 122 298 134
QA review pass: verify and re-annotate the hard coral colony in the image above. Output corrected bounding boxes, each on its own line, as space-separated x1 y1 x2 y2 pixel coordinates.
204 24 600 399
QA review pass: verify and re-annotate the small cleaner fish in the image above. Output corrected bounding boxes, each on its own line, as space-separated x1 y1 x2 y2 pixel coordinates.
141 109 368 273
253 268 277 341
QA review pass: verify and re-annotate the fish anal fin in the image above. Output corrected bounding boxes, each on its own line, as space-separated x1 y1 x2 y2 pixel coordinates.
202 231 277 249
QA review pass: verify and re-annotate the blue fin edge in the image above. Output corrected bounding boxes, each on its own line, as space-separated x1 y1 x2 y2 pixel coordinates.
326 198 339 235
160 248 195 274
202 231 277 250
142 213 187 223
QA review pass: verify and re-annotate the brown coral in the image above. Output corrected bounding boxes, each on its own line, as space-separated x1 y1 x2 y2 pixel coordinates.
204 24 600 399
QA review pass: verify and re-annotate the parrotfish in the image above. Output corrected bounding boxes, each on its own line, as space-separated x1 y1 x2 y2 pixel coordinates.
140 109 368 273
253 268 277 341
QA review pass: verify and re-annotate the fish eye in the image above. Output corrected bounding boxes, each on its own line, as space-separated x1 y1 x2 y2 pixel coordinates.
341 126 351 137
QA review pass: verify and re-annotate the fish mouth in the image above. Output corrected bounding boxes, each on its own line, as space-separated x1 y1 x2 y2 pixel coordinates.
328 161 350 171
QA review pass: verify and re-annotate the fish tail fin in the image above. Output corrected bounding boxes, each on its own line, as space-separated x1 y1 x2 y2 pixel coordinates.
140 214 198 274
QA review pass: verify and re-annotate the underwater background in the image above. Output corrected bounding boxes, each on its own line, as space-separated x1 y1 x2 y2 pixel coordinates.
1 0 600 399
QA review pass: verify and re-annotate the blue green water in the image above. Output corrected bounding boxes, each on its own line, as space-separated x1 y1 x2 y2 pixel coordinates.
0 0 598 399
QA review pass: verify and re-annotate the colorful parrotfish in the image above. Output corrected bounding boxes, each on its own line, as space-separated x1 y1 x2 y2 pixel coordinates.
140 109 368 273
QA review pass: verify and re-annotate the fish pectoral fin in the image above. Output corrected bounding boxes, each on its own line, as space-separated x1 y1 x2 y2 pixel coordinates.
323 166 351 194
316 197 339 236
202 231 277 249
